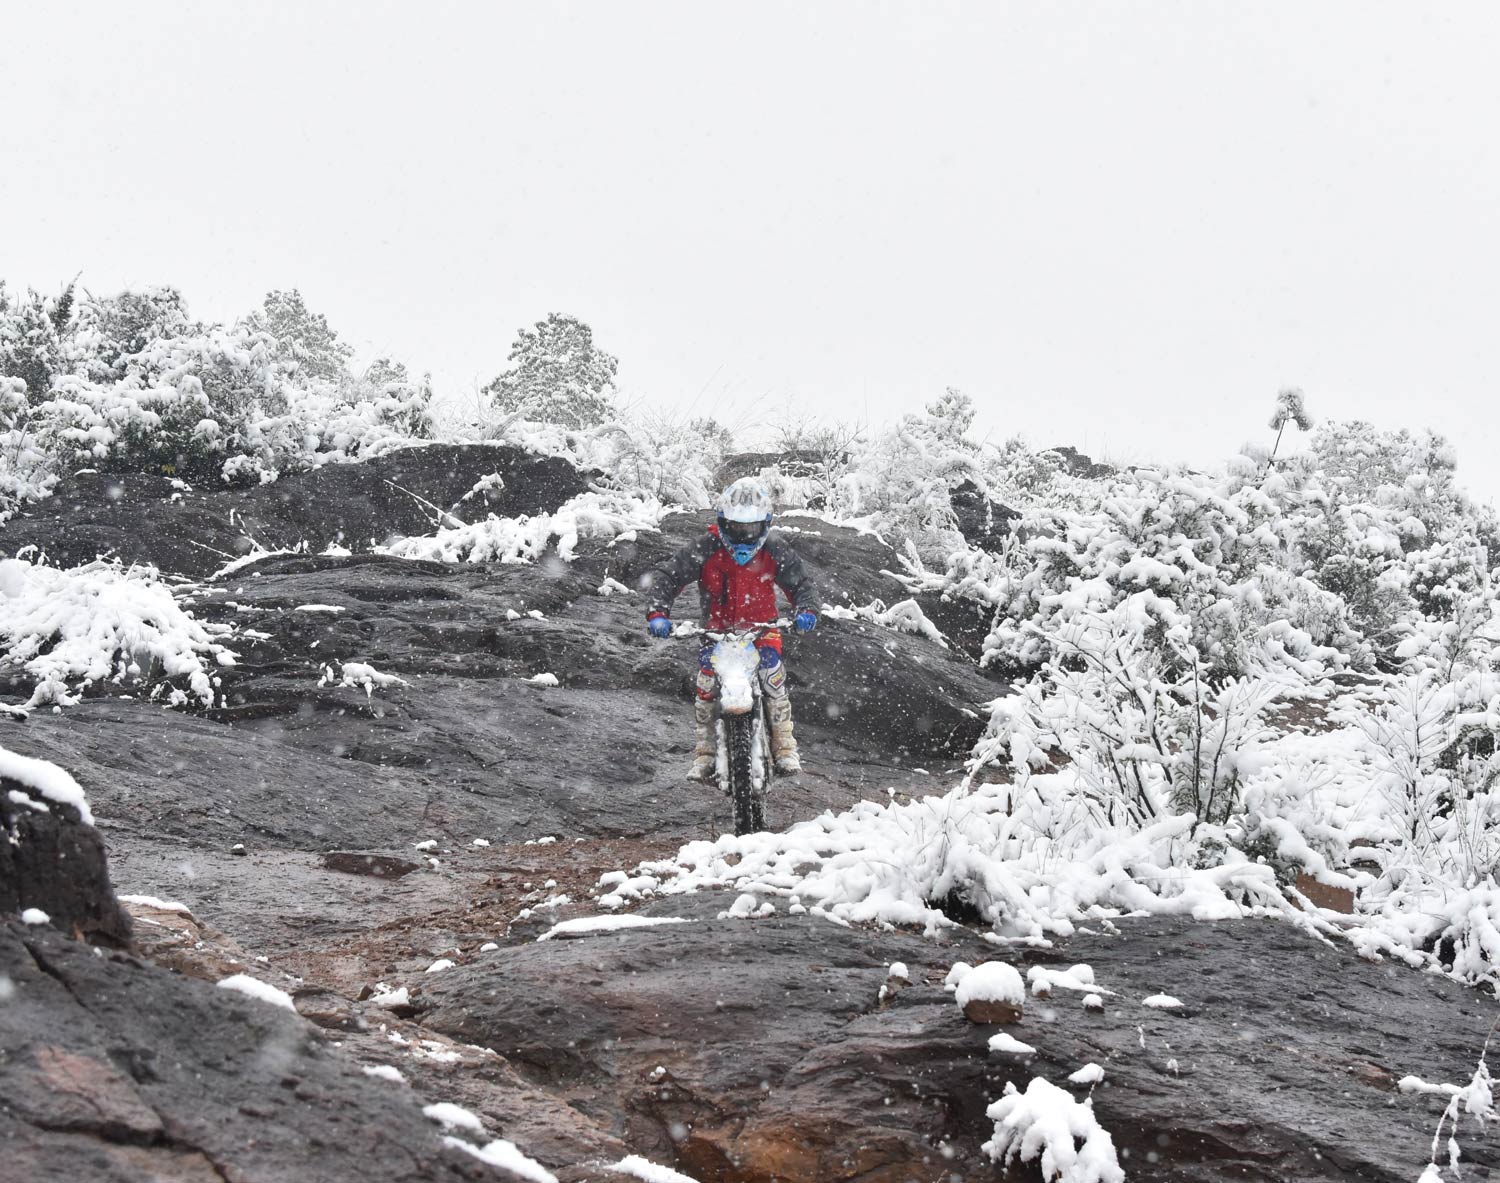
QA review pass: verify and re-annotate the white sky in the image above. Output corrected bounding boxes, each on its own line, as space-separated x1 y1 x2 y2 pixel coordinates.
3 2 1497 499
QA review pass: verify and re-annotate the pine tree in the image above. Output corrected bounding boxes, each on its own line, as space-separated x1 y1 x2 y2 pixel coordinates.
483 313 618 429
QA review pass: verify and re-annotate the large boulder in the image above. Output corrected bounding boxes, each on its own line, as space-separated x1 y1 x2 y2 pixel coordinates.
0 752 130 948
2 443 590 579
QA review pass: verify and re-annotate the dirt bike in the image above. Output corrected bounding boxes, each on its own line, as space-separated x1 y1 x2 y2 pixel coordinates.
679 620 791 837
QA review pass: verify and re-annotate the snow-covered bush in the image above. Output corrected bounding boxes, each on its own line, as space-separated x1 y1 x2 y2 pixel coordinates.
830 388 987 558
983 1076 1124 1183
0 557 235 709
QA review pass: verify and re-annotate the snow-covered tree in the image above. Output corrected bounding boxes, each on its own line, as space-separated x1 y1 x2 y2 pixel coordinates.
484 313 618 429
246 289 353 382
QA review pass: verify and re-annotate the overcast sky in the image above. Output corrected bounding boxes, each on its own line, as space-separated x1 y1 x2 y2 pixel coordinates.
3 3 1497 499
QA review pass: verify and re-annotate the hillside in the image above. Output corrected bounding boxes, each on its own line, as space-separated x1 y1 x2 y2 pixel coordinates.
2 416 1499 1181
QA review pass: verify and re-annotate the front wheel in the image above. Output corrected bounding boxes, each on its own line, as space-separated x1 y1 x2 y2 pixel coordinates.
723 712 765 836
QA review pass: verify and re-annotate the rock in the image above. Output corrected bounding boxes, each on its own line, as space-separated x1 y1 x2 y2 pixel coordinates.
322 851 423 879
417 898 1500 1182
0 922 492 1183
0 775 130 948
3 443 590 579
1295 871 1355 914
961 998 1024 1025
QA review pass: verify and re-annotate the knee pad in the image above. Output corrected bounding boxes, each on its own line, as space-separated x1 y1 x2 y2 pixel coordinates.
695 667 717 702
759 657 788 698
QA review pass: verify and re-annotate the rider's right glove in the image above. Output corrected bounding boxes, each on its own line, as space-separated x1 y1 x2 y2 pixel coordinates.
794 610 818 634
647 613 673 639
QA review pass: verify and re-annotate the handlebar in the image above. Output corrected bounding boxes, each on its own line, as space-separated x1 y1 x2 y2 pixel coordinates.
674 619 793 641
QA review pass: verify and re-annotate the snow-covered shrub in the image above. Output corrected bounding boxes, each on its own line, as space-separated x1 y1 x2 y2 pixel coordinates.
830 388 987 558
982 1076 1124 1183
0 557 235 709
380 489 664 564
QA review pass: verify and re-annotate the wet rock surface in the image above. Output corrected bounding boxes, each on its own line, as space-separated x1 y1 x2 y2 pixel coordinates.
4 443 1498 1182
0 922 492 1183
420 902 1500 1182
0 776 131 947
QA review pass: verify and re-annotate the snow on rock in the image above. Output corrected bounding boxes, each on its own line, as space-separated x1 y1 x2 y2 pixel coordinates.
0 744 94 824
368 986 410 1008
319 660 408 698
413 839 439 852
956 961 1025 1024
443 1136 557 1183
528 672 560 687
1029 964 1113 998
987 1031 1037 1056
216 974 296 1012
0 557 234 709
1068 1063 1106 1086
1082 993 1105 1011
422 1102 485 1133
426 958 456 973
20 908 49 926
943 962 973 993
720 893 776 920
362 1064 406 1084
117 894 192 914
887 961 910 982
1142 993 1184 1010
293 604 346 614
537 915 691 941
983 1076 1125 1183
381 489 663 566
608 1153 703 1181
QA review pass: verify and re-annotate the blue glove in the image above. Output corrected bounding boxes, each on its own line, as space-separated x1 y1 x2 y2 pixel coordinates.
794 610 818 634
647 614 672 639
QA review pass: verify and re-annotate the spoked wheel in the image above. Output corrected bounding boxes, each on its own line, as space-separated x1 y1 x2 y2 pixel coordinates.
723 711 766 836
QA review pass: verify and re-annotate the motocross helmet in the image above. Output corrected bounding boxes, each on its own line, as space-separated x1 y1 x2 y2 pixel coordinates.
717 478 773 566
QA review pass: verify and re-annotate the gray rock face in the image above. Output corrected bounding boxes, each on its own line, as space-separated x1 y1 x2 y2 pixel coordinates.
3 442 589 579
0 776 131 947
0 922 491 1183
418 898 1500 1182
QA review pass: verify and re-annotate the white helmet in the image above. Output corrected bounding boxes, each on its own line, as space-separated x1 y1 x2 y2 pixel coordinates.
717 478 773 563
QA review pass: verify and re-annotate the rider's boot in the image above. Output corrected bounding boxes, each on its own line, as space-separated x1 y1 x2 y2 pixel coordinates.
687 698 717 781
767 695 801 775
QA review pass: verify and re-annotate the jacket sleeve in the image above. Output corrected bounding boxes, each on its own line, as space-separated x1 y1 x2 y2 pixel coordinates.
641 534 717 617
765 535 821 613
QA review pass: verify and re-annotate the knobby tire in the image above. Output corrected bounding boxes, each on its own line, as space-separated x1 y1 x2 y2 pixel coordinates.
724 712 765 836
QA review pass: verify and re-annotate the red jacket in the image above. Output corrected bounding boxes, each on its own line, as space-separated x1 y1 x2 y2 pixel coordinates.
644 525 819 629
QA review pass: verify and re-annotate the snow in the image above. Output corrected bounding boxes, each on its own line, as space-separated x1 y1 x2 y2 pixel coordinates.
955 961 1025 1008
443 1136 557 1183
0 557 234 710
413 839 438 851
983 1076 1124 1183
426 959 456 973
368 986 410 1008
537 915 690 941
293 603 345 613
887 961 910 981
362 1064 406 1084
1068 1063 1106 1085
117 894 191 913
987 1032 1037 1055
608 1154 703 1182
1029 965 1113 998
20 908 49 926
216 974 296 1011
0 743 94 824
423 1102 485 1133
320 660 408 698
528 672 560 687
943 962 973 992
1081 993 1105 1011
1142 993 1184 1010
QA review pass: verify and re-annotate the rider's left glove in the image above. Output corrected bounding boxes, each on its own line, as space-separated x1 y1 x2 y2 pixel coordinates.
647 613 673 639
794 610 818 634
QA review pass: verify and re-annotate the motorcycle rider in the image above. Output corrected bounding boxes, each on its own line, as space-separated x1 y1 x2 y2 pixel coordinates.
643 478 820 780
